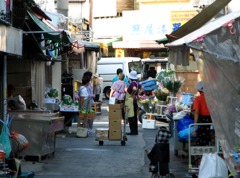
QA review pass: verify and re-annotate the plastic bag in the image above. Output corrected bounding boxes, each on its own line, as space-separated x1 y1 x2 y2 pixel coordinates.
0 120 12 158
109 97 116 105
11 131 29 152
141 79 157 92
198 153 228 178
177 114 194 132
178 126 197 142
76 127 88 138
173 111 187 120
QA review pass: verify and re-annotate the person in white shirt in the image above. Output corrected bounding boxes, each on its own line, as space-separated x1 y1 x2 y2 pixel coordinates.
79 75 93 133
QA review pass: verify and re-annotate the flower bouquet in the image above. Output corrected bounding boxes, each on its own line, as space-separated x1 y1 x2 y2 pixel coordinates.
155 87 169 102
157 69 184 95
165 101 189 116
138 97 157 113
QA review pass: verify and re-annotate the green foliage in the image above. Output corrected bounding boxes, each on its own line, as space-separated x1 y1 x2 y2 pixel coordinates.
62 95 73 105
157 69 183 94
48 88 58 98
163 80 182 94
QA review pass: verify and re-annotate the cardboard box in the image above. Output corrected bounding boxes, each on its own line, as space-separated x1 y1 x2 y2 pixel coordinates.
95 128 109 141
142 119 156 129
108 104 122 110
109 110 121 120
109 120 122 130
109 130 122 140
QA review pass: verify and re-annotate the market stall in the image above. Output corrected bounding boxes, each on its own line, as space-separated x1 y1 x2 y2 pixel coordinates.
165 11 240 176
9 111 64 161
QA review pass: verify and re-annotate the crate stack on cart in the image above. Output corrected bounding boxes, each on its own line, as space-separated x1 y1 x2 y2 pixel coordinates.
96 103 127 146
108 104 122 140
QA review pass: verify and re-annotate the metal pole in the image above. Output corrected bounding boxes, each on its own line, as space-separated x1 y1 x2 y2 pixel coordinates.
3 55 7 121
23 31 63 34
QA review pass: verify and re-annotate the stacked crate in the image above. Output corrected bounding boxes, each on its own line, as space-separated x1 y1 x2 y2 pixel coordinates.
108 104 122 140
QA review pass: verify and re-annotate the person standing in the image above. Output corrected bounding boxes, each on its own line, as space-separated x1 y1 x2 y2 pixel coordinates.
192 81 213 145
82 71 95 133
112 68 129 86
192 81 214 167
125 70 143 135
79 75 92 129
110 73 128 122
92 74 101 102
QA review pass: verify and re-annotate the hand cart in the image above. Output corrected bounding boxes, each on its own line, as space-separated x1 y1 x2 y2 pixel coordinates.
95 105 128 146
188 123 217 177
148 117 175 178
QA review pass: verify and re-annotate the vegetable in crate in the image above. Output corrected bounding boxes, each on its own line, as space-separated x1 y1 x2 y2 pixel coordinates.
62 95 73 105
48 88 58 98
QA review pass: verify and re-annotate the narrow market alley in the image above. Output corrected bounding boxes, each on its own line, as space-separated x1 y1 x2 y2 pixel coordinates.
19 99 191 178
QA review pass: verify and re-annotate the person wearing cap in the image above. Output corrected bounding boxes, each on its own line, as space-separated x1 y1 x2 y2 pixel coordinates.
125 70 144 135
192 81 214 163
112 68 129 86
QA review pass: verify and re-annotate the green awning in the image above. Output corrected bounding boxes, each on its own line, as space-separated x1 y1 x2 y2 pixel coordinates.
26 9 70 43
93 38 122 47
78 40 100 51
156 38 168 45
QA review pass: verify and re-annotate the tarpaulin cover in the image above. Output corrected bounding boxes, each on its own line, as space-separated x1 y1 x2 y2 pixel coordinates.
167 11 240 174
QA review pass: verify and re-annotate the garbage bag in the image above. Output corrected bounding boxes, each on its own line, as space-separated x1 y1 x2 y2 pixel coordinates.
177 114 194 132
177 126 197 142
199 153 228 178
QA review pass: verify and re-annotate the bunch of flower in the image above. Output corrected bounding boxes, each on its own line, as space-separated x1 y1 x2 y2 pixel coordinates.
165 101 189 116
138 97 158 113
154 87 169 101
157 69 184 94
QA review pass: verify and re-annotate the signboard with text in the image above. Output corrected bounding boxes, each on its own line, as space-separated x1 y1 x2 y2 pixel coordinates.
170 10 198 32
122 10 171 41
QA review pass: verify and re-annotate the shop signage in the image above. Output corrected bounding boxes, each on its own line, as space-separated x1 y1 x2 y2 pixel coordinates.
170 10 198 32
123 11 171 41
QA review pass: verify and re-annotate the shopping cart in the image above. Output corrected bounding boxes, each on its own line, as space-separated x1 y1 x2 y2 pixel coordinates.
188 123 217 177
148 125 175 178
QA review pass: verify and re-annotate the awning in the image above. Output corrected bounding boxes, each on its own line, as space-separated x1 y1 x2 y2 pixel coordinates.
93 38 121 56
93 38 122 47
156 0 231 44
23 3 85 58
77 40 100 52
25 9 70 43
166 11 240 65
166 11 240 48
112 40 165 49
